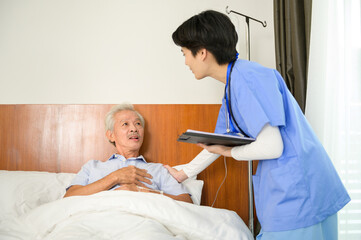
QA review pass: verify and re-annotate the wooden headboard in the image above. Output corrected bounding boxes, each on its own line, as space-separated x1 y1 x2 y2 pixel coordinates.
0 104 255 225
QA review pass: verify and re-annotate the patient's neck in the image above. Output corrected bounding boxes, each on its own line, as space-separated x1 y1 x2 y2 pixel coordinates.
116 149 140 159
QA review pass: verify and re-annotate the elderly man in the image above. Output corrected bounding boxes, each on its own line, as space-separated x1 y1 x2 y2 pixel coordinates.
64 104 192 203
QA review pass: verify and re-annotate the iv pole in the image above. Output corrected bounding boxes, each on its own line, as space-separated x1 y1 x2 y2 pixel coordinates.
226 6 267 237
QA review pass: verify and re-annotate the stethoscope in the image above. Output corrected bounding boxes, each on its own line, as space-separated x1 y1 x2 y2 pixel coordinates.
224 55 250 138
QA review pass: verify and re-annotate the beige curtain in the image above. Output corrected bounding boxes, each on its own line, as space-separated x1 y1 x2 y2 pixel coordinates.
274 0 312 112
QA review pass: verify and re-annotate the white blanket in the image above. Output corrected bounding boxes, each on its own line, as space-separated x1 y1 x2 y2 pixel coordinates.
0 191 253 240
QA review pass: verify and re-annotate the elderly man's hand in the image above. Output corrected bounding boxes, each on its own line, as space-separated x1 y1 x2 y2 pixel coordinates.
111 165 153 187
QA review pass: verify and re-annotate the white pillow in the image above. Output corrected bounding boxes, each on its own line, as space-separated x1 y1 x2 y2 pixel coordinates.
174 165 204 205
0 170 75 221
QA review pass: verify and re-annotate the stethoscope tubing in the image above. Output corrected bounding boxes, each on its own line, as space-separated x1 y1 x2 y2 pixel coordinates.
225 60 250 138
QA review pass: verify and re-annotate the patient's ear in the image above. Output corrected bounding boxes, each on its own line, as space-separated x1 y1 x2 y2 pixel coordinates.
106 130 116 146
106 130 114 142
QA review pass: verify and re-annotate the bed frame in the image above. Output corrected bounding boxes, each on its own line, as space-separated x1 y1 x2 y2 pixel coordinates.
0 104 257 228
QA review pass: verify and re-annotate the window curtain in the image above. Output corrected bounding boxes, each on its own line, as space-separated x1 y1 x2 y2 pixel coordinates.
273 0 312 112
306 0 361 239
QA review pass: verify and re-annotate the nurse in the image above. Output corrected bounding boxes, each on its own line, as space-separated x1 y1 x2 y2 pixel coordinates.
164 10 350 239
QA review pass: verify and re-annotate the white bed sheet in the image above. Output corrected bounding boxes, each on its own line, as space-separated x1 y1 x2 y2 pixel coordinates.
0 170 253 240
0 191 253 240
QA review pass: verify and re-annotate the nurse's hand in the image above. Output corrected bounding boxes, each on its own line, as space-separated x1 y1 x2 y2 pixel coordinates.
163 165 188 183
197 143 232 157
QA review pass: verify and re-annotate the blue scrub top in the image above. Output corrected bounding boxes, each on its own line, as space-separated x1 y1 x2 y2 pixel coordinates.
215 59 350 232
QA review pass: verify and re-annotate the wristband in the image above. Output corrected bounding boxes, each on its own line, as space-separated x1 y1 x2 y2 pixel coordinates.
137 186 163 195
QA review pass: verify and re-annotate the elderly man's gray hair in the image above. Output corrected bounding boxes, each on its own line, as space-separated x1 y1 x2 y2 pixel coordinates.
105 103 145 133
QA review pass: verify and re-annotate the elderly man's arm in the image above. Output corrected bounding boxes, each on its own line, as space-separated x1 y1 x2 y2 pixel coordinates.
167 193 193 203
117 184 193 203
64 177 116 197
64 165 153 198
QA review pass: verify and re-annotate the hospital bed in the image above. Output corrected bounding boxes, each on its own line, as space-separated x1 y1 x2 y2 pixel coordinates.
0 104 255 239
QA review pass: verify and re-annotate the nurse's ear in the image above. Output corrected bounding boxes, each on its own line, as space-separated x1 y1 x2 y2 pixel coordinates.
198 48 218 66
197 48 208 61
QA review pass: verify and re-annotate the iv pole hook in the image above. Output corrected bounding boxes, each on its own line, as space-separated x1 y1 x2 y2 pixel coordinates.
226 6 267 27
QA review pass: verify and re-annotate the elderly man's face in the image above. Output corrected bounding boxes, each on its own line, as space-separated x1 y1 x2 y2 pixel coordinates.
107 110 144 156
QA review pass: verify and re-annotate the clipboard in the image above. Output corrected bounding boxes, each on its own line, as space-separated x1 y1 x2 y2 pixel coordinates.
177 129 255 146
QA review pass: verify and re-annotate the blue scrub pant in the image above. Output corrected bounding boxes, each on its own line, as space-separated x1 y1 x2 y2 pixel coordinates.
256 213 338 240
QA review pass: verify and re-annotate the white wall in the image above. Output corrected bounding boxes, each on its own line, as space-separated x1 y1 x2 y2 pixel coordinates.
0 0 275 104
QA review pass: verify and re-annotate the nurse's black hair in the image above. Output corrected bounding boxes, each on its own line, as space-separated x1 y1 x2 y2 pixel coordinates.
172 10 238 65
